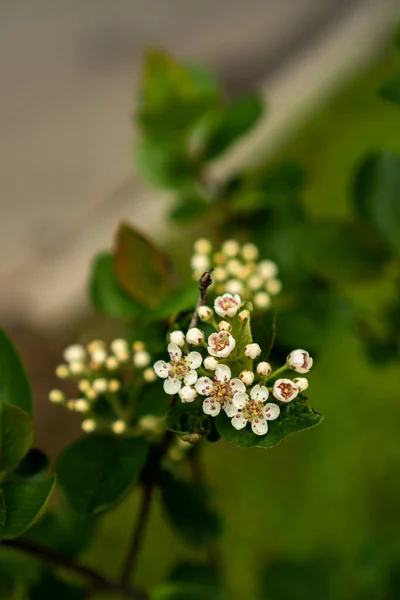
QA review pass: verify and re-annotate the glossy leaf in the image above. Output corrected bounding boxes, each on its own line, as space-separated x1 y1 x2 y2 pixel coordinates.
216 397 323 448
11 448 49 482
89 252 143 317
0 475 56 539
379 76 400 106
56 434 149 516
0 402 33 475
0 329 33 415
114 223 173 308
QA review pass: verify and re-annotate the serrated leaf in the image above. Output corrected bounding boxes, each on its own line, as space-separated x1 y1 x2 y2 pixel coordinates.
89 252 143 317
0 329 33 415
216 397 323 448
0 402 34 475
0 475 56 539
379 76 400 106
204 94 263 161
114 224 173 309
56 434 149 517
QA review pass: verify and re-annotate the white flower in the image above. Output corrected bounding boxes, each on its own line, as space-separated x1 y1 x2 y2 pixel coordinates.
239 370 254 386
254 291 271 309
78 379 90 393
265 278 282 295
257 361 272 376
218 320 231 332
194 238 212 254
186 328 204 346
244 343 261 359
154 343 202 395
169 330 186 347
133 350 151 368
90 347 108 365
69 361 85 375
81 419 96 433
178 386 197 403
197 305 214 321
230 384 280 436
225 279 244 295
111 338 129 356
105 356 119 370
75 399 90 413
258 259 278 279
204 356 219 371
272 378 299 402
55 364 69 379
242 243 259 261
143 367 157 382
293 377 308 392
221 239 240 257
112 420 127 434
63 344 86 363
286 349 313 373
190 253 210 272
92 378 108 393
207 331 236 358
195 364 248 417
49 389 65 404
214 293 241 318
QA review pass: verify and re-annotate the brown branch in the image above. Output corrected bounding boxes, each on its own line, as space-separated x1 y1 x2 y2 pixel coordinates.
1 538 149 599
187 269 214 331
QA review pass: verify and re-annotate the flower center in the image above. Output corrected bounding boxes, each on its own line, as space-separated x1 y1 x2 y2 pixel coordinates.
219 298 239 311
278 382 295 400
242 399 264 422
209 377 237 406
213 332 231 352
169 358 190 381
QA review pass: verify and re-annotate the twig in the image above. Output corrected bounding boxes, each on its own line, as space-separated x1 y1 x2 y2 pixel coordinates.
187 269 214 331
1 538 149 599
120 480 154 588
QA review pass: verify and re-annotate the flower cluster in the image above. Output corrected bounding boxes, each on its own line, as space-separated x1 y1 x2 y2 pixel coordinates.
154 293 313 436
190 238 281 310
49 338 156 434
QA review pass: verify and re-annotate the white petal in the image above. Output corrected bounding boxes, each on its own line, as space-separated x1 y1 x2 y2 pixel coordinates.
195 377 214 395
231 414 247 430
215 364 231 382
184 370 198 386
207 346 218 357
164 377 182 395
153 360 170 379
251 418 268 435
250 384 269 402
264 403 280 421
167 343 182 360
230 378 246 393
232 393 248 409
202 399 221 417
224 401 237 417
186 351 202 369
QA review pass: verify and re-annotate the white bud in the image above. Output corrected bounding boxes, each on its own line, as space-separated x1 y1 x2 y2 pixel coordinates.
238 309 250 322
55 364 69 379
258 260 278 279
69 361 85 375
225 279 244 295
194 238 212 254
186 328 204 346
111 338 129 355
169 330 186 347
133 341 145 352
138 415 165 435
254 291 271 309
265 278 282 295
108 379 121 392
257 361 272 376
92 378 108 393
221 239 240 257
239 370 255 386
78 379 91 393
178 386 197 403
67 400 76 410
112 420 127 435
218 321 231 332
133 351 151 368
244 343 262 359
75 399 90 413
242 243 259 261
287 349 313 374
105 356 119 371
198 305 214 321
115 351 130 363
86 388 97 401
49 389 65 404
293 377 309 392
81 419 96 433
226 259 243 277
213 266 228 282
63 344 86 363
204 356 219 371
87 340 105 352
190 253 210 272
143 367 157 382
247 275 263 291
90 347 108 365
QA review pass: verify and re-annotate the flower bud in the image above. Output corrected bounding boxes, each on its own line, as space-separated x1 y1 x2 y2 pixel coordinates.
213 266 228 282
132 341 145 352
49 389 65 404
265 278 282 295
286 349 313 373
197 305 214 321
111 338 129 355
204 356 219 371
169 330 186 347
218 320 231 332
225 279 244 295
178 386 197 403
242 243 259 261
244 343 261 359
138 415 164 435
92 378 108 393
69 361 85 375
194 238 212 254
257 361 272 376
247 275 263 291
254 291 271 309
63 344 85 363
75 399 90 413
258 259 278 279
105 356 119 371
133 351 151 368
86 388 97 401
179 432 202 444
222 239 240 257
239 370 255 386
82 419 96 433
293 377 308 392
55 364 69 379
143 367 157 382
87 340 105 352
108 379 121 393
186 328 204 346
190 253 210 272
226 259 242 276
238 309 250 322
90 347 108 365
112 420 126 435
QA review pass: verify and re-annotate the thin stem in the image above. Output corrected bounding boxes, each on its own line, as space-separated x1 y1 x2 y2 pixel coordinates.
1 538 149 600
187 269 214 331
120 480 154 588
263 364 289 384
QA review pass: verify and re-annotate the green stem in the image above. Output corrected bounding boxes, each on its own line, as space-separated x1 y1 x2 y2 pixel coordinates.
263 364 289 384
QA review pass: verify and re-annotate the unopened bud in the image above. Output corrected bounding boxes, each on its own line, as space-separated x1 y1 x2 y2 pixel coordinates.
132 341 145 352
242 243 259 261
239 370 255 386
194 238 212 254
254 291 271 309
112 420 126 435
49 389 65 404
92 378 108 393
69 361 85 375
105 356 119 371
143 367 157 382
218 320 231 332
81 419 96 433
293 377 309 392
197 305 214 322
238 310 250 322
186 328 204 346
75 399 90 413
222 239 240 257
133 351 151 368
287 349 313 374
244 343 262 359
257 361 272 376
63 344 85 363
111 338 129 355
179 432 202 444
265 278 282 295
178 386 197 403
55 364 69 379
169 330 186 347
204 356 219 371
108 379 120 393
78 379 91 393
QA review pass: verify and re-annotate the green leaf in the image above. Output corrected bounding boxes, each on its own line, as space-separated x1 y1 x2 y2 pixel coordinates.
136 383 169 418
204 94 263 161
0 329 33 415
166 399 208 436
0 402 34 475
56 434 149 516
89 252 143 317
0 475 56 539
136 137 197 190
29 571 87 600
154 562 225 600
169 189 211 224
379 75 400 106
152 286 199 320
216 397 323 448
353 152 400 256
11 448 49 482
160 476 221 547
114 223 173 309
